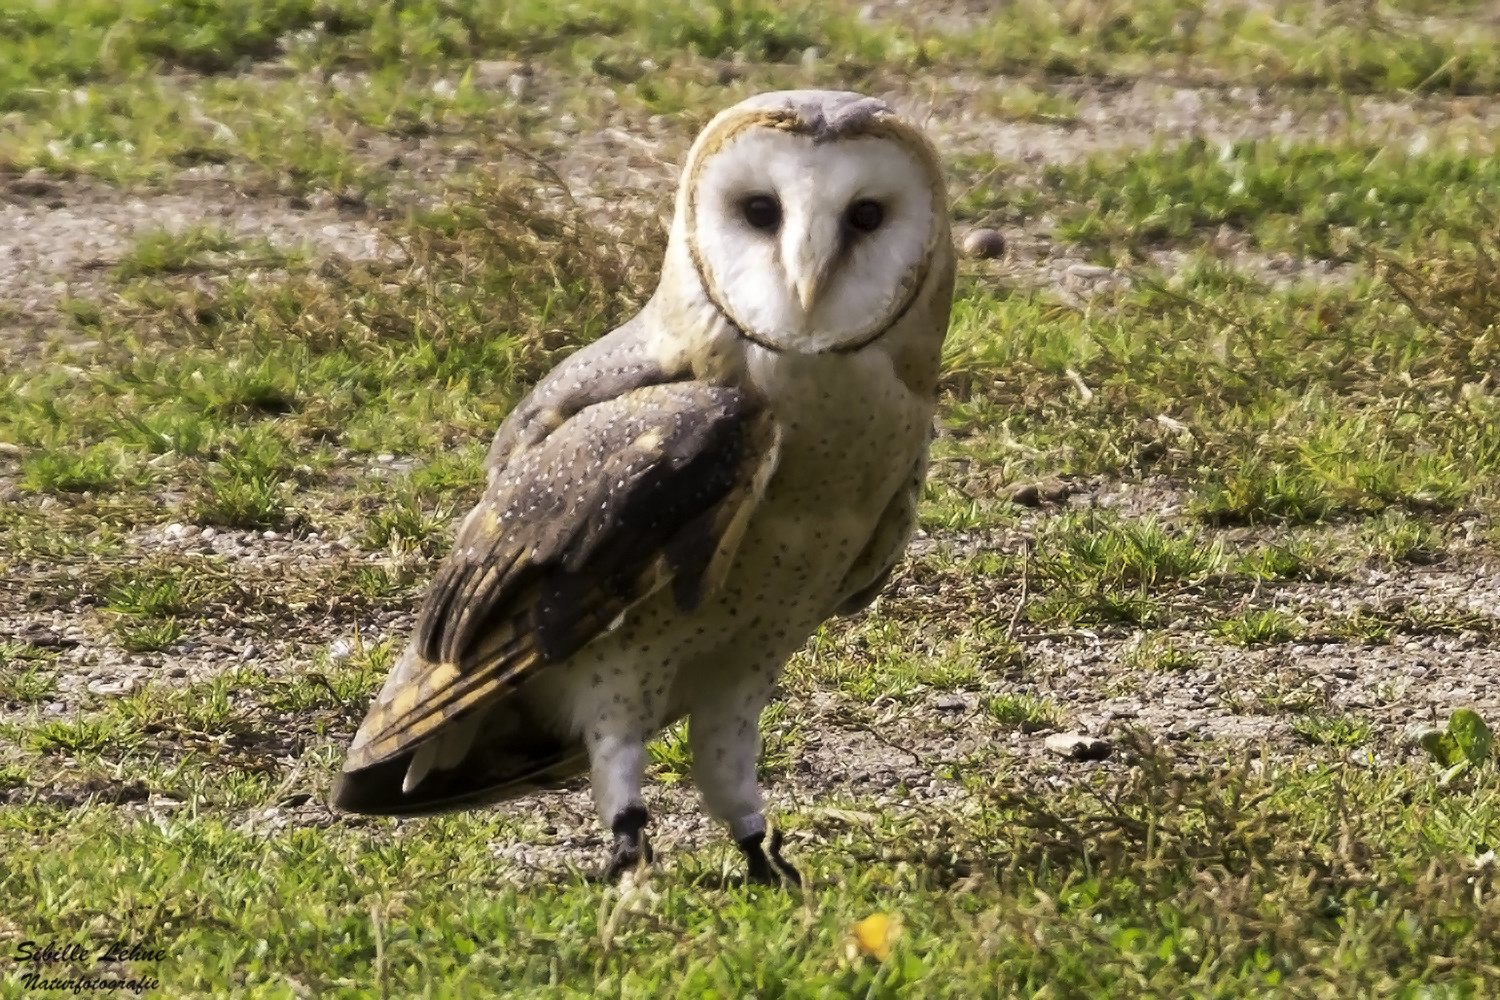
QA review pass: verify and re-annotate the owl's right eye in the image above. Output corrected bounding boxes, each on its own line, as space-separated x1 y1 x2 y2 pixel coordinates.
741 194 782 232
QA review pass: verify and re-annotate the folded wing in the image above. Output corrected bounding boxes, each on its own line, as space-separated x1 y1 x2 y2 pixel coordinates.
334 381 779 811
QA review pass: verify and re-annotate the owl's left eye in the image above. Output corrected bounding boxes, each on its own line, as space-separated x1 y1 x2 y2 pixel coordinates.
846 199 885 234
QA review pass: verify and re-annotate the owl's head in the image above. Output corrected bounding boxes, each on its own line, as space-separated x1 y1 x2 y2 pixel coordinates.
674 90 950 356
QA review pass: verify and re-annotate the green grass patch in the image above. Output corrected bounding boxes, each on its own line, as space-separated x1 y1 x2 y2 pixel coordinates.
6 739 1500 996
1125 631 1202 672
1293 711 1375 748
941 0 1500 93
1358 508 1446 564
984 691 1062 729
0 659 59 705
1212 608 1302 647
111 617 186 652
1033 139 1500 257
935 220 1500 515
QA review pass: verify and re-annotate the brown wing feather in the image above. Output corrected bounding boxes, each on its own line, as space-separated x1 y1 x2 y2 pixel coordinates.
338 382 778 781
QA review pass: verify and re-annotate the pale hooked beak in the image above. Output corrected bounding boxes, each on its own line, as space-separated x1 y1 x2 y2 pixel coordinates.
786 210 840 315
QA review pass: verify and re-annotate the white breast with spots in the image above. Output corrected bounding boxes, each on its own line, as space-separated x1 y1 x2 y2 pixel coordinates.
523 343 930 740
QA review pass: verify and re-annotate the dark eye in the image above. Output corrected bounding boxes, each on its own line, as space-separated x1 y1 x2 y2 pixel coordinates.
741 194 781 232
846 199 884 233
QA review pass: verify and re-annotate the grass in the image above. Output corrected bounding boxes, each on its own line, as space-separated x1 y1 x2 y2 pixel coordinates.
4 739 1500 996
0 658 58 705
1212 608 1302 647
1125 631 1202 672
1293 711 1375 747
985 692 1063 729
4 0 1500 996
967 139 1500 259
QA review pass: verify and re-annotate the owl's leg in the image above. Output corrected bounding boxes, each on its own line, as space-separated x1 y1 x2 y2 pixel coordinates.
689 680 802 887
605 802 653 878
587 730 653 880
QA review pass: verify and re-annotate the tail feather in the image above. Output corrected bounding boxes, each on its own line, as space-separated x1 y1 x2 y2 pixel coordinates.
332 717 588 816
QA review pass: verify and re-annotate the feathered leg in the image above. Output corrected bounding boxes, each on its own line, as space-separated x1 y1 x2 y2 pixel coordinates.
588 729 653 880
689 672 802 886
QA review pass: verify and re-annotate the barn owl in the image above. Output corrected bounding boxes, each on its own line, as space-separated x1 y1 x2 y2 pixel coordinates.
334 90 955 884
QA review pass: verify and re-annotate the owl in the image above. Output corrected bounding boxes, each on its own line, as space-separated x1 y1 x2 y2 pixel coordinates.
334 90 956 884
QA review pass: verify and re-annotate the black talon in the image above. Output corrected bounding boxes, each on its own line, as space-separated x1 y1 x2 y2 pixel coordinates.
738 828 802 887
767 828 802 886
604 804 653 881
739 830 776 884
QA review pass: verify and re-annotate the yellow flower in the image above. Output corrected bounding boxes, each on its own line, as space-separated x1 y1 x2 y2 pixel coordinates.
848 913 901 962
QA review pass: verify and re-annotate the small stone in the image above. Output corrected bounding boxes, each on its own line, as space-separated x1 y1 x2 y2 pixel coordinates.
14 167 59 198
1008 479 1070 506
1404 723 1442 745
200 527 218 540
0 441 22 456
1008 483 1041 506
240 644 260 661
1044 733 1112 761
1039 481 1072 502
474 60 525 89
934 694 967 711
962 228 1006 259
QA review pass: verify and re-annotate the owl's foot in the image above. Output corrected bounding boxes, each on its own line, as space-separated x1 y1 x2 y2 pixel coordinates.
738 827 802 887
604 804 653 881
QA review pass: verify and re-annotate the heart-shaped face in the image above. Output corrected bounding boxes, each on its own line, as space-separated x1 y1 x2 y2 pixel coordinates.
682 91 947 355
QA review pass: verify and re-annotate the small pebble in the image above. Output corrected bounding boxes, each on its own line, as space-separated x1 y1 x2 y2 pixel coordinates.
962 228 1006 259
1044 733 1112 761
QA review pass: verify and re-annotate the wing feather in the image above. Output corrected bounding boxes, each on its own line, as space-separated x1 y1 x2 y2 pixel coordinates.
337 382 779 786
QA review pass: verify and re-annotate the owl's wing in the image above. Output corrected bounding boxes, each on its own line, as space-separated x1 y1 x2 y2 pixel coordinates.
337 381 780 785
833 448 927 616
